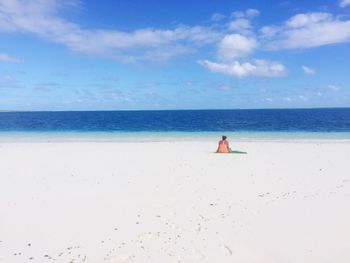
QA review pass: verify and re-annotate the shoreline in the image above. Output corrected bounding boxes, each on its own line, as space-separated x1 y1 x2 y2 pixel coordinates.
1 131 350 143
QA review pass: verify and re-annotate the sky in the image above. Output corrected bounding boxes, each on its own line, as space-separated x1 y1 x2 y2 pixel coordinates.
0 0 350 111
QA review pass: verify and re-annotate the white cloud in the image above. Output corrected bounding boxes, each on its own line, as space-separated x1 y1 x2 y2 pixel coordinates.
260 26 279 38
0 0 221 62
228 9 259 34
218 34 257 61
328 84 340 91
0 73 22 89
0 53 19 62
198 59 287 78
211 13 225 22
232 9 259 19
246 9 260 18
202 10 287 79
228 18 252 33
286 13 332 28
340 0 350 7
302 65 316 74
261 12 350 49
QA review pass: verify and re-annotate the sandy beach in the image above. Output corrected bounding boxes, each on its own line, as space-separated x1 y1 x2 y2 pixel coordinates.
1 139 350 263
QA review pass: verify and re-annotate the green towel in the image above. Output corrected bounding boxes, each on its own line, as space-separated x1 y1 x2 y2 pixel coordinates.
230 150 247 154
215 150 247 154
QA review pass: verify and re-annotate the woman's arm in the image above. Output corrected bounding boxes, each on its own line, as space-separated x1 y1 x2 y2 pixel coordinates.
225 141 232 152
216 141 220 152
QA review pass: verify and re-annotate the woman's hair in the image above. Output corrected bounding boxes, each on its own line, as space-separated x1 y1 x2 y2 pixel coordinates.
222 135 227 140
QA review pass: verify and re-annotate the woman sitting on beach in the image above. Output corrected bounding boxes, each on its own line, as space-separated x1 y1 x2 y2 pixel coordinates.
216 135 232 153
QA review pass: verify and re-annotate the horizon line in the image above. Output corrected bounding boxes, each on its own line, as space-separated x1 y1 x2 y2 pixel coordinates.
1 106 350 113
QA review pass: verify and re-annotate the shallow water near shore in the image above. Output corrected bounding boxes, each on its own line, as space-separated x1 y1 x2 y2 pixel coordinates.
1 130 350 142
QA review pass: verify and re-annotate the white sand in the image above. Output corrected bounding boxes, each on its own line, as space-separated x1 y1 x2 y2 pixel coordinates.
0 140 350 263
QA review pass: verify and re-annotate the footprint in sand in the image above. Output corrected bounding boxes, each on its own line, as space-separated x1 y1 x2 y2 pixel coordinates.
222 245 233 256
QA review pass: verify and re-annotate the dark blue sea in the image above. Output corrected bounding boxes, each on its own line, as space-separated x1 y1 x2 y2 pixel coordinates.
1 108 350 140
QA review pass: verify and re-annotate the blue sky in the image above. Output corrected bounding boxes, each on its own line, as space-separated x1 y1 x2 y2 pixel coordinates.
0 0 350 110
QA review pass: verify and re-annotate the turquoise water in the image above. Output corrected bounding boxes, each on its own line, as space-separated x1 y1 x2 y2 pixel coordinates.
1 131 350 142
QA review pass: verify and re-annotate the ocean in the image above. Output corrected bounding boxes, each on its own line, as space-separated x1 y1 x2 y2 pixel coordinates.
0 108 350 140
